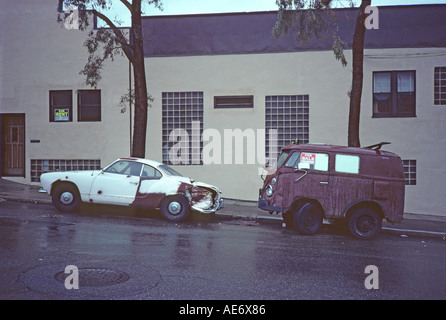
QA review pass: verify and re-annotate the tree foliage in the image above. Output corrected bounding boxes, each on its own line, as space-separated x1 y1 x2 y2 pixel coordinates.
273 0 370 147
58 0 162 157
273 0 349 67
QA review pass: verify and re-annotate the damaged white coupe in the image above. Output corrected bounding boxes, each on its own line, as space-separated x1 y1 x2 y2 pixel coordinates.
40 158 224 221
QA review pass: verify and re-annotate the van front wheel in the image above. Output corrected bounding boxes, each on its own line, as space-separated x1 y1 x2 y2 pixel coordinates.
292 202 323 235
348 207 382 240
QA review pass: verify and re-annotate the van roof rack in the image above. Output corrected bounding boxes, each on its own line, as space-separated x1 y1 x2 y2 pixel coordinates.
365 142 391 150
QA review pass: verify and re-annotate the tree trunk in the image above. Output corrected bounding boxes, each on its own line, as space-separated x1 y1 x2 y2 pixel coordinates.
348 0 371 147
130 0 148 158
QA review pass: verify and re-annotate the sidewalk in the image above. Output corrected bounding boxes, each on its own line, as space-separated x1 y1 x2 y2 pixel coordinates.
1 178 445 239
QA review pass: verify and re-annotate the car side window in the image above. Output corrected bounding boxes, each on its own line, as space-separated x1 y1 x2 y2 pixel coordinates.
335 154 360 174
105 161 143 176
141 165 162 179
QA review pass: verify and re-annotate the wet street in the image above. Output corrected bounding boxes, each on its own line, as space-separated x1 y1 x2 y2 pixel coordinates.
0 200 445 301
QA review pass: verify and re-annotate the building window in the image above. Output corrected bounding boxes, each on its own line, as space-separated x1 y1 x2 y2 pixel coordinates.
49 90 72 122
30 159 101 182
78 90 101 121
162 92 204 165
373 71 416 118
434 67 446 105
265 95 309 156
402 159 416 186
214 96 254 109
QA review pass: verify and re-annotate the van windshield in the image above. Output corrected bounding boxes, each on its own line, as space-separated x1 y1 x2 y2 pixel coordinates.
277 151 290 167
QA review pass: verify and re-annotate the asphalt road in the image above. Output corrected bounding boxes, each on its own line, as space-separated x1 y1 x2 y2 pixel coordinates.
0 200 445 302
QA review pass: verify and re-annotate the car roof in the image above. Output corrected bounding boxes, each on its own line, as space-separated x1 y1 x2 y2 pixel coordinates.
118 157 164 168
282 143 400 158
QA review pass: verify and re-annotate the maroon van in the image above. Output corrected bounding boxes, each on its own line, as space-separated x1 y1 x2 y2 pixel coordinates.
258 142 405 239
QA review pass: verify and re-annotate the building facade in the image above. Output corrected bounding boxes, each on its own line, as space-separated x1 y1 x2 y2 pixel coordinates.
1 0 445 216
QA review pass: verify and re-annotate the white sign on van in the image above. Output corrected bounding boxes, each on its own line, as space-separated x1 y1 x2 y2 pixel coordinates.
301 153 316 164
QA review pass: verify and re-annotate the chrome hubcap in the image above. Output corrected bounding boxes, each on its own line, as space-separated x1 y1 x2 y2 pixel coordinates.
168 201 181 215
60 192 74 205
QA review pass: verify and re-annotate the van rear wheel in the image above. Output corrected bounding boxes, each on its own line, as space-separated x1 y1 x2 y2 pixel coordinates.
292 202 323 235
348 207 382 240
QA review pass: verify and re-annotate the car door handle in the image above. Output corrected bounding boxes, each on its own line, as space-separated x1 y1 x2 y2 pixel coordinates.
320 181 329 185
129 181 138 185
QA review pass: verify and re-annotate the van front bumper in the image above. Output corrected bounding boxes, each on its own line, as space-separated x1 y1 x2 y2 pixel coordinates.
258 198 282 213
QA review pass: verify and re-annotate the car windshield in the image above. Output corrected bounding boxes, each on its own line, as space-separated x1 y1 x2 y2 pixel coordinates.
159 164 183 177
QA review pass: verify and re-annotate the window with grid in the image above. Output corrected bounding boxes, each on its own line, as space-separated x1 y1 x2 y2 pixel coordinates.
49 90 72 122
373 71 416 118
402 159 416 186
30 159 101 182
78 90 101 121
265 95 309 156
434 67 446 105
162 92 204 165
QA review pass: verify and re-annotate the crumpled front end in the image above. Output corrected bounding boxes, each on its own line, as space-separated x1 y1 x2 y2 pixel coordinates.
186 184 224 214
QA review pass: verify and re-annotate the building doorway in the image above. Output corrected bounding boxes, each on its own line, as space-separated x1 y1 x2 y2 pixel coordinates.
1 114 25 176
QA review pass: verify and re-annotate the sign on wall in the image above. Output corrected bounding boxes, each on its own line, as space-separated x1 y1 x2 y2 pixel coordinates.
54 108 70 121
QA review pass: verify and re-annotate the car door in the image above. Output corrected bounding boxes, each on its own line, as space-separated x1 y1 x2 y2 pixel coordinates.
133 164 166 208
89 160 142 206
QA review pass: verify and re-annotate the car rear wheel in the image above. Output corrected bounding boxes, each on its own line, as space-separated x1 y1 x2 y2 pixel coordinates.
292 202 323 235
348 207 382 240
52 184 81 212
160 195 191 222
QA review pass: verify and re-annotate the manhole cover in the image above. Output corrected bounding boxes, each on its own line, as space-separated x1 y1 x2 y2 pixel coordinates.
54 268 130 287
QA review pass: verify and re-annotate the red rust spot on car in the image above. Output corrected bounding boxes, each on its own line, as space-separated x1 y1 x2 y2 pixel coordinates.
133 192 165 208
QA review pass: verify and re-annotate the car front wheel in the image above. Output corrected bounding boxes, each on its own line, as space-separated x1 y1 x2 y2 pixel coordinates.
160 195 191 222
52 184 81 212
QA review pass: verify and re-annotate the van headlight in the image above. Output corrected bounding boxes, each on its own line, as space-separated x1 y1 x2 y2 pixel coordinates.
265 185 273 197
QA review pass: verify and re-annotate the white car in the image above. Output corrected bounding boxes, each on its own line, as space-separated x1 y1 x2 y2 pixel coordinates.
40 157 223 222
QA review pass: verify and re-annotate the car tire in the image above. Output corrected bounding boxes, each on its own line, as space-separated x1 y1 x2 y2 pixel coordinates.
160 195 191 222
348 207 382 240
292 202 323 235
52 184 81 212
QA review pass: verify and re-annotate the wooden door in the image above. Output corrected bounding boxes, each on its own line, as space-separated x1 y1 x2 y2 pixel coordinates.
2 114 25 176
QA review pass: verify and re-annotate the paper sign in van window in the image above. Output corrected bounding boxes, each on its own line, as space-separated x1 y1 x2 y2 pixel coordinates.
301 153 316 164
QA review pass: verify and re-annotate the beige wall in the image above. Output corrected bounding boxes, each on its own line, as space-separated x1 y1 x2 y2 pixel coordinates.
145 48 446 216
1 0 446 216
0 0 131 182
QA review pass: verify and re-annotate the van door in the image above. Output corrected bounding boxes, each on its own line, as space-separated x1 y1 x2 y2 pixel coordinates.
328 154 360 217
291 152 330 209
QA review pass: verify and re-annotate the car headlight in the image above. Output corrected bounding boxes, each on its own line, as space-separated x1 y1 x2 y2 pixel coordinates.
265 185 273 197
271 177 277 185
